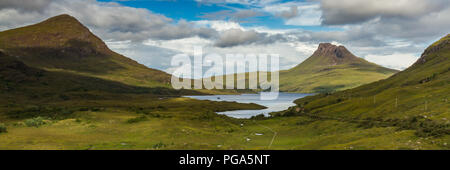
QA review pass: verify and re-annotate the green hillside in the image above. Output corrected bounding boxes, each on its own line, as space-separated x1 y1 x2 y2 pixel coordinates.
274 34 450 139
0 14 171 88
0 50 201 106
279 43 398 93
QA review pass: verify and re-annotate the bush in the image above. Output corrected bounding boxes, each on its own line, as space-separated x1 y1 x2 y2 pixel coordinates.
7 106 75 119
197 111 216 120
250 114 267 120
90 107 102 112
153 142 166 149
0 124 7 133
24 117 46 127
126 115 148 124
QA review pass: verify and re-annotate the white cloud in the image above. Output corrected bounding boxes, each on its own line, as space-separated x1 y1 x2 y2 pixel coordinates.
364 53 419 70
106 40 181 72
285 4 322 26
319 0 449 25
214 29 259 47
194 20 244 31
263 2 322 26
144 37 212 56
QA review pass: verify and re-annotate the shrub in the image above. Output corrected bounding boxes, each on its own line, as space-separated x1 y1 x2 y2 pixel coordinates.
24 117 46 127
250 114 267 120
7 106 75 119
153 142 166 149
0 124 7 133
90 107 102 112
59 94 70 101
197 111 216 120
78 107 89 111
126 115 148 124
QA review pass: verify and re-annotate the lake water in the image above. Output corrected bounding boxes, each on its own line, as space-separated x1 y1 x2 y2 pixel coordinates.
185 93 313 119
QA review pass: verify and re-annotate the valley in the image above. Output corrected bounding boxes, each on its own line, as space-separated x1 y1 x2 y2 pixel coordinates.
0 14 448 150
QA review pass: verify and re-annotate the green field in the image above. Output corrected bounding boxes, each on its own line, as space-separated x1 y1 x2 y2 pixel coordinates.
1 96 447 150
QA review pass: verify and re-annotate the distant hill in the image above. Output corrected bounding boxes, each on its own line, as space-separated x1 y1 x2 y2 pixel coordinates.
279 43 398 93
276 34 450 137
0 14 171 88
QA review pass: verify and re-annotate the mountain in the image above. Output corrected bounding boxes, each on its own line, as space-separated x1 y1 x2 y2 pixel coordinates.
0 14 171 88
0 50 198 105
276 34 450 138
279 43 398 93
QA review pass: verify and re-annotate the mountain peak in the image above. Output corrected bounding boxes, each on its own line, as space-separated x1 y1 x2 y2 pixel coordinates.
317 43 336 49
311 43 362 66
39 14 87 30
44 14 80 23
0 14 109 53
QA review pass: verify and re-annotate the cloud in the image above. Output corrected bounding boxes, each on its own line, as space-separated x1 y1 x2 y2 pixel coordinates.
214 29 259 47
319 0 449 25
199 9 265 23
107 40 180 72
277 6 298 19
0 0 53 12
213 28 286 48
364 53 419 70
194 20 244 31
263 2 322 26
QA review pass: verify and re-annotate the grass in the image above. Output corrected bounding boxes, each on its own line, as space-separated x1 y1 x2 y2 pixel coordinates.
0 94 447 150
1 105 447 150
126 115 148 124
0 123 6 133
24 117 47 128
279 64 396 93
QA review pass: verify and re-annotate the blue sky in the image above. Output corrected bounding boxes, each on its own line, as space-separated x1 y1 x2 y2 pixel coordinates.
98 0 340 31
1 0 449 74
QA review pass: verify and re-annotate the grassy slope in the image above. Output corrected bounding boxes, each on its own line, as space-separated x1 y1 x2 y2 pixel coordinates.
0 14 171 88
273 35 450 142
279 44 397 93
279 63 397 93
0 51 202 106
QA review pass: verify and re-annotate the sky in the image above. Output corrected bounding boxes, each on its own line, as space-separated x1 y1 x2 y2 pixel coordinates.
0 0 449 74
